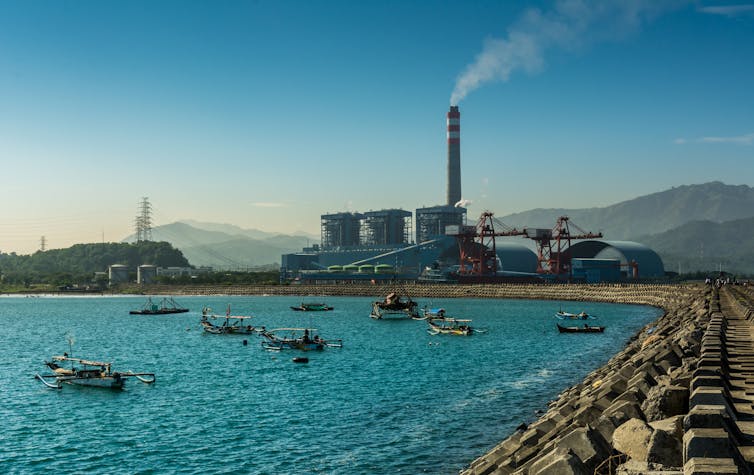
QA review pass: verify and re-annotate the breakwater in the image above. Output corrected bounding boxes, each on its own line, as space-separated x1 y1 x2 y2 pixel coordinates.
130 282 685 308
128 282 754 473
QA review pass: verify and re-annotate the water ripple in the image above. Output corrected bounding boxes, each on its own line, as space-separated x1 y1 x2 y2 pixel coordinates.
0 295 661 474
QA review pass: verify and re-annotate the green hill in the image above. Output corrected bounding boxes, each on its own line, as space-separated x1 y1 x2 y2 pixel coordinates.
0 241 190 285
636 217 754 275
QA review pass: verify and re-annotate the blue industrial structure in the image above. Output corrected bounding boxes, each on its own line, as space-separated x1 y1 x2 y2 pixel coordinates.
279 105 666 283
567 240 665 279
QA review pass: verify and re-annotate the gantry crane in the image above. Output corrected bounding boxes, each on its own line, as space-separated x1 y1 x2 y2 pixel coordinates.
453 211 526 277
525 216 603 276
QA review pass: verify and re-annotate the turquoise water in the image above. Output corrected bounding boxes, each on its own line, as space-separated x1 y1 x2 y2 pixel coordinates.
0 295 661 474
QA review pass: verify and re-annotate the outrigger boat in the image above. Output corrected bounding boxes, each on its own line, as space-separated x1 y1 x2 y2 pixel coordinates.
427 317 475 336
555 309 595 320
557 323 605 333
35 354 155 390
370 292 419 319
130 296 189 315
260 328 342 351
200 305 258 335
290 302 334 312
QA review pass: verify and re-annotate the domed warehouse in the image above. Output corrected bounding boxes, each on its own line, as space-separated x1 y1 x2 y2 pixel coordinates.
566 240 665 282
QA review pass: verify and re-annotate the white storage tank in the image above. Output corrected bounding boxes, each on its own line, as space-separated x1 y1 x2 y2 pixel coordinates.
137 265 158 284
108 264 130 285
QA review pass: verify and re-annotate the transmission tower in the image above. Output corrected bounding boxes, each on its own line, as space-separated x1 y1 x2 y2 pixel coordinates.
134 197 153 242
40 235 47 252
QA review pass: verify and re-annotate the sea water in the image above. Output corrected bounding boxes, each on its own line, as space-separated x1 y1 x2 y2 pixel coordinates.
0 295 661 474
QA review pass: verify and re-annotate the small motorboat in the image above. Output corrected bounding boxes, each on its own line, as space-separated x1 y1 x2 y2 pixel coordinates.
557 323 605 333
36 355 155 390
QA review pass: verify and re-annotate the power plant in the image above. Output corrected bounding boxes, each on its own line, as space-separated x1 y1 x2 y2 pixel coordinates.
281 105 665 283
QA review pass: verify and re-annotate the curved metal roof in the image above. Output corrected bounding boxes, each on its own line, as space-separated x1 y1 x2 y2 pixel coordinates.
496 242 538 273
568 240 665 277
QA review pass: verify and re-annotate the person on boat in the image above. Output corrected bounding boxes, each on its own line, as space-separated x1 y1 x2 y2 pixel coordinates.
302 329 311 344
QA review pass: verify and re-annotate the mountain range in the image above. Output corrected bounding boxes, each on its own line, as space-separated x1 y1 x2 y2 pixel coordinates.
122 221 316 269
499 182 754 275
122 182 754 275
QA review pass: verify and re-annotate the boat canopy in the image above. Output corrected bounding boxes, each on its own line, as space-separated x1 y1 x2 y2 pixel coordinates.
52 356 111 367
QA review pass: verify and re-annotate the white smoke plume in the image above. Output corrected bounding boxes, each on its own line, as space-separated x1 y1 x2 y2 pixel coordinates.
450 0 688 105
455 198 473 208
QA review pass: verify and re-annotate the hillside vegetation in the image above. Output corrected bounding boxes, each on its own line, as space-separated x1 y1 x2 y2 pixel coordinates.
0 241 189 285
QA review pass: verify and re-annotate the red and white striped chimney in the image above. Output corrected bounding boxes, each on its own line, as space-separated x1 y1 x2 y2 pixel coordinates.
447 106 461 206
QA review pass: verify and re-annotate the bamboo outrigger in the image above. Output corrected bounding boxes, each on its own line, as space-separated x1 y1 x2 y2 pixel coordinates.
200 305 259 335
260 328 343 351
35 355 156 390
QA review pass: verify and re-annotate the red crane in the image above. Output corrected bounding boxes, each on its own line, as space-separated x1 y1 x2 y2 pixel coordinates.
525 216 603 276
453 211 526 277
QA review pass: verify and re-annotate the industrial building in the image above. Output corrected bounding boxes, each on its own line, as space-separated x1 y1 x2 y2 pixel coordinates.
280 105 666 283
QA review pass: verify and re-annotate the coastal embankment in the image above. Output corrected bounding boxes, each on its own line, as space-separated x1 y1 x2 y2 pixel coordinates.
130 282 685 308
108 282 754 472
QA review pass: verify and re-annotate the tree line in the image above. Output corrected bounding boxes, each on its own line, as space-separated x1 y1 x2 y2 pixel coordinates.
0 241 190 287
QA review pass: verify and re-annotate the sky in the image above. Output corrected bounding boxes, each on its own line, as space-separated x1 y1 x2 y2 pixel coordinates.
1 0 753 255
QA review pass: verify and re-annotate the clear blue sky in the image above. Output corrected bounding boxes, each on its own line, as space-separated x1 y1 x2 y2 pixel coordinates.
1 0 753 254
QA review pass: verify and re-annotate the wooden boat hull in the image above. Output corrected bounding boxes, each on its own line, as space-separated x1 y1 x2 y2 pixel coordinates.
262 340 324 351
557 324 605 333
66 376 125 389
130 308 190 315
201 322 256 335
427 323 473 335
291 305 333 312
370 303 418 320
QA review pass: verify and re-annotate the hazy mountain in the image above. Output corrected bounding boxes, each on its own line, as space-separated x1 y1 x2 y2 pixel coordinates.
122 222 316 268
179 219 319 241
635 217 754 275
500 182 754 240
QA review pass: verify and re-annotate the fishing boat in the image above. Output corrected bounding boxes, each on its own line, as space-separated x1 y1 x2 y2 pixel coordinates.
557 323 605 333
200 305 258 335
370 292 419 319
260 328 342 351
427 317 474 336
421 307 446 320
555 309 595 320
290 302 334 312
35 354 155 390
130 296 189 315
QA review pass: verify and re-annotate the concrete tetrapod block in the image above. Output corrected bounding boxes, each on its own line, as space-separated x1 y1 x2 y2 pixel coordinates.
554 425 612 471
643 385 690 422
647 424 683 467
689 387 729 410
683 428 736 461
527 447 590 475
683 457 739 475
612 418 654 462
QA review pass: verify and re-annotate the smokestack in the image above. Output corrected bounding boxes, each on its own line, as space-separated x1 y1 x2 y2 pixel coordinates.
447 105 461 206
